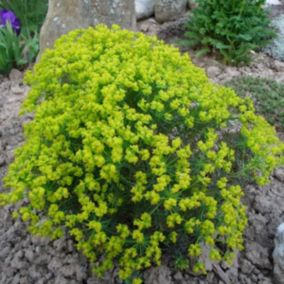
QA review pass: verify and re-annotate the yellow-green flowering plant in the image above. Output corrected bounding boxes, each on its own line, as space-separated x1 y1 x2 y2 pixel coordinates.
1 25 283 283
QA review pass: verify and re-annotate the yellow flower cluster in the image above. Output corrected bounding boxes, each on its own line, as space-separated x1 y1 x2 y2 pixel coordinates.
0 25 283 282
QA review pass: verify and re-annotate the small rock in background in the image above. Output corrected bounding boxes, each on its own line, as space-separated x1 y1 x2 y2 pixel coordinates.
187 0 198 9
264 15 284 62
155 0 187 23
265 0 282 6
136 0 155 20
137 18 160 35
206 66 221 78
11 85 25 95
246 242 272 270
274 167 284 182
9 69 23 82
144 265 173 284
9 68 25 95
273 223 284 284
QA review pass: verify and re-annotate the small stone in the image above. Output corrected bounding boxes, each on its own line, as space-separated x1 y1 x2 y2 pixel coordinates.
188 0 198 9
273 223 284 284
11 273 20 284
54 276 70 284
155 0 187 23
173 271 183 281
0 246 10 259
53 238 66 251
48 258 63 272
66 240 74 253
265 0 282 6
136 0 155 20
200 245 213 271
144 265 172 284
34 254 51 265
11 252 27 270
225 67 240 78
240 259 255 275
29 265 41 280
9 69 23 82
272 61 284 72
239 274 252 284
212 264 230 284
274 168 284 182
11 85 24 95
260 277 273 284
246 241 272 270
206 66 221 78
61 264 76 278
24 249 34 262
227 267 238 282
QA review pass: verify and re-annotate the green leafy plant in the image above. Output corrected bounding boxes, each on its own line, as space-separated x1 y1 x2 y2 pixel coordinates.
0 22 25 74
226 76 284 130
0 0 47 35
1 26 283 283
0 0 48 73
185 0 275 65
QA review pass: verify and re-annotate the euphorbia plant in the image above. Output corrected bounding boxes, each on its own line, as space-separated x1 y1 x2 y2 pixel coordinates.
1 25 283 283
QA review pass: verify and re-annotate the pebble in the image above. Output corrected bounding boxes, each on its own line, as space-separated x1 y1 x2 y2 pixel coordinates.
274 167 284 182
206 66 221 78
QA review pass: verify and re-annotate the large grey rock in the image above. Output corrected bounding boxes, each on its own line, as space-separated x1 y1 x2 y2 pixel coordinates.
136 0 155 20
155 0 187 23
264 15 284 62
39 0 136 56
273 223 284 284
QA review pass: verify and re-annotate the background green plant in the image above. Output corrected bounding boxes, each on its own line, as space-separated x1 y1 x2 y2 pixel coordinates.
0 0 47 35
184 0 275 65
226 76 284 130
1 26 283 283
0 22 25 73
0 0 48 74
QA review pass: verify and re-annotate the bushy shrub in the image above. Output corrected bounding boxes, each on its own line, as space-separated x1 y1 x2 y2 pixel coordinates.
185 0 275 65
226 76 284 130
1 26 283 282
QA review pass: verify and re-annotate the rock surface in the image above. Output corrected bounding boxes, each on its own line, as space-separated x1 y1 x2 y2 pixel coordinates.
39 0 136 56
136 0 155 20
273 223 284 284
264 15 284 62
155 0 187 23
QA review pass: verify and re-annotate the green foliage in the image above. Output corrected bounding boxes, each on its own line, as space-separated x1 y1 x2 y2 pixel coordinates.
185 0 275 65
0 0 47 35
0 22 25 74
174 255 190 271
0 0 48 73
226 76 284 130
1 26 283 283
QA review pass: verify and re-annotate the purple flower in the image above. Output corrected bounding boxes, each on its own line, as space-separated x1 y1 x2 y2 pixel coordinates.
0 9 20 34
